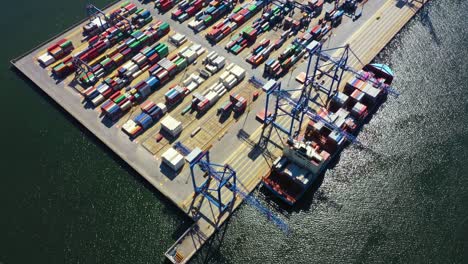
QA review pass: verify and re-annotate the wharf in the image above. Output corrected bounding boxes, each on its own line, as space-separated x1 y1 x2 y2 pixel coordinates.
11 0 428 263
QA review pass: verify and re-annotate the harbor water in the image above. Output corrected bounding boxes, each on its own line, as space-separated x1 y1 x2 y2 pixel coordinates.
1 0 467 263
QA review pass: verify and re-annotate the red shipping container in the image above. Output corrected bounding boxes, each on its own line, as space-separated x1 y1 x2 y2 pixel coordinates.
148 53 160 64
89 35 99 44
56 39 67 46
110 91 121 101
47 43 59 52
102 88 113 98
118 98 129 107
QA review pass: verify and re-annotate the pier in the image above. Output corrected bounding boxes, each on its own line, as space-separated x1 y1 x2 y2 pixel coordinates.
11 0 428 263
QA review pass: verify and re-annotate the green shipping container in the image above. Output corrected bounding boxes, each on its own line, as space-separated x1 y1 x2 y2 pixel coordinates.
175 58 187 69
60 40 73 49
233 6 242 13
144 16 153 23
159 22 170 32
139 35 149 44
114 95 126 104
100 58 111 67
131 30 142 38
121 1 130 8
154 43 163 51
181 105 191 115
248 5 257 11
53 62 65 71
141 47 151 54
135 8 143 14
156 46 169 57
204 15 212 24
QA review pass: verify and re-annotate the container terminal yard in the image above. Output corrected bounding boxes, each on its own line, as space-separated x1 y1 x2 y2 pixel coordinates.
11 0 428 262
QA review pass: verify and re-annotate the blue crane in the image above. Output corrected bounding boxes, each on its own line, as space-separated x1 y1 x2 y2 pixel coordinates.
313 51 400 97
261 41 398 147
181 142 289 234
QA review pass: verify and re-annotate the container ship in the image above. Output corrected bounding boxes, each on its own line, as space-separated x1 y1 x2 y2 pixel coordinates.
262 63 394 205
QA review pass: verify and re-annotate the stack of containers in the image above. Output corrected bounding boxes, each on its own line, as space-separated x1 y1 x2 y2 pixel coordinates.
122 120 142 137
156 0 182 12
49 39 74 60
188 1 231 32
115 34 169 81
264 39 306 77
131 8 153 27
52 56 75 78
204 51 225 73
38 38 74 69
182 73 205 92
230 93 247 113
206 0 264 43
192 63 246 113
141 100 165 121
172 0 204 22
165 85 188 106
246 38 274 66
83 41 169 106
225 4 284 58
134 112 154 130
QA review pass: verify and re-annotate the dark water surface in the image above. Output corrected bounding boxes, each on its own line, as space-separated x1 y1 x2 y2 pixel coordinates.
1 0 467 263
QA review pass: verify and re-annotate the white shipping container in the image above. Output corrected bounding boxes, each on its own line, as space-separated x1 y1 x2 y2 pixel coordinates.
122 120 137 132
230 65 246 80
120 100 132 111
188 19 200 29
207 51 217 63
161 148 185 171
186 82 198 92
196 47 206 56
194 75 204 84
182 76 193 86
213 82 225 93
227 79 237 90
91 94 105 106
122 61 134 70
228 22 238 30
213 56 226 68
127 64 139 75
226 63 235 71
157 103 167 114
219 71 230 82
190 44 202 53
206 64 218 74
195 23 206 32
178 46 189 56
206 91 219 103
223 75 236 89
182 50 197 63
95 68 105 79
217 88 227 97
132 70 142 79
161 116 183 137
38 53 55 66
